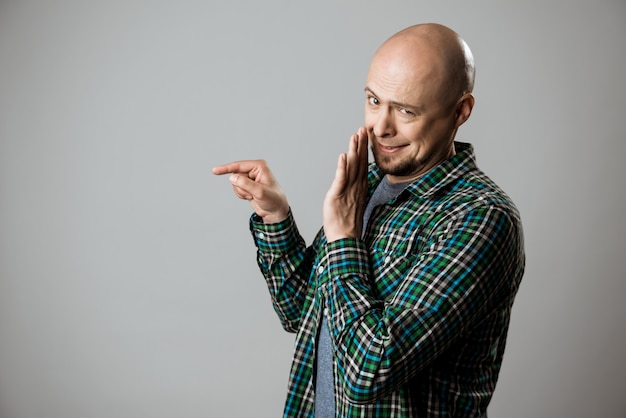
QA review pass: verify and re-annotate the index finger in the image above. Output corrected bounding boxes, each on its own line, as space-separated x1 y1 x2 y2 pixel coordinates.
212 160 260 176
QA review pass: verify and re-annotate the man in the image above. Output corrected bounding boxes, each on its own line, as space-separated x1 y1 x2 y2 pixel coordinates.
213 23 524 417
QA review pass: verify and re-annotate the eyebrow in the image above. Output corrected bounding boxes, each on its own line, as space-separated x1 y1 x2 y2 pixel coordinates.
364 87 423 114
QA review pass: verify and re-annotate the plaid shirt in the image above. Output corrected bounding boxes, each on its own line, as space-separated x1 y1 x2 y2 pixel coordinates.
250 142 525 417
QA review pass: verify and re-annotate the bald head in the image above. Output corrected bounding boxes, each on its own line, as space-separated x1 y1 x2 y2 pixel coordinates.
364 23 477 181
371 23 475 107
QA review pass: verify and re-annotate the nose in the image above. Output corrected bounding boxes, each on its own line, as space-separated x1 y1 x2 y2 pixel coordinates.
371 107 395 138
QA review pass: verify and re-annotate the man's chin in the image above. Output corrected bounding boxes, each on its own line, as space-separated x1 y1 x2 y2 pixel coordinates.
375 159 425 180
374 155 411 176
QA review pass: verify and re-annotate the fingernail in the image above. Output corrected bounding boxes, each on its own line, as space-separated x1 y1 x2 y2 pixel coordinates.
229 174 238 183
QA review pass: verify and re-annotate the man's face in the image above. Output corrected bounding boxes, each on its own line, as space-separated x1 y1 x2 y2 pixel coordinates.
364 45 460 183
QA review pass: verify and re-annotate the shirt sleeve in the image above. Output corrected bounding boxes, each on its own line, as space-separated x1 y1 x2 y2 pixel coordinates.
317 204 523 404
250 211 316 333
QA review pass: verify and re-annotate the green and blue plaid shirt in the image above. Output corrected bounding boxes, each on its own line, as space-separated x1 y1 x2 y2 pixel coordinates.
250 142 525 417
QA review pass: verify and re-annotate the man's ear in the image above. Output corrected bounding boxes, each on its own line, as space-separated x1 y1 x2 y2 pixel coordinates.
454 93 474 128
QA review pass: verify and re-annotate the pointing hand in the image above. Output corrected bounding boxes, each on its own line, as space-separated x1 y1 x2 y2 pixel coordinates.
213 160 290 224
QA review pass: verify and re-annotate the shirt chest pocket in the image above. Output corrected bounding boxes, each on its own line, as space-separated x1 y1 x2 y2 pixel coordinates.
365 219 428 299
369 246 419 300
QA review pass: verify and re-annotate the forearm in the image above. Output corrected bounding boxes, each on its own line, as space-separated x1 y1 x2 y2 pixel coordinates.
251 211 315 332
317 238 413 403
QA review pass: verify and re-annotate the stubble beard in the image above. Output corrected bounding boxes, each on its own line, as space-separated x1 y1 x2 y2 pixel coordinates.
371 147 424 178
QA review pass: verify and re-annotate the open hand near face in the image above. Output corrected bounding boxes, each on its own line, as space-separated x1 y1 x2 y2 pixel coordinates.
212 160 290 224
323 127 369 242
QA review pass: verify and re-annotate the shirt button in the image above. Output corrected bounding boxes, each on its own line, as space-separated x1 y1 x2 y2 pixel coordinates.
384 256 391 264
317 265 324 274
257 232 265 240
323 308 329 316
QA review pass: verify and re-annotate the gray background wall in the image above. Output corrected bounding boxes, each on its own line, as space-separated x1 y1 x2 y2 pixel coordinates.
1 1 624 417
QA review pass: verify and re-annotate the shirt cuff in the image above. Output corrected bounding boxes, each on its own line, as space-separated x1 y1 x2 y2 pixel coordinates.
249 210 301 254
317 238 370 286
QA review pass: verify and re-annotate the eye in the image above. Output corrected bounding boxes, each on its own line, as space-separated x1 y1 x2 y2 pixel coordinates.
399 107 415 116
367 96 380 105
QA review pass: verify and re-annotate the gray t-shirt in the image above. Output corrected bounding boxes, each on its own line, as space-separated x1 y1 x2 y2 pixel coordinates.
315 176 411 417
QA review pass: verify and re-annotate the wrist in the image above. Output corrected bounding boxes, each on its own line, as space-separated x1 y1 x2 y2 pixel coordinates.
261 208 290 224
323 223 362 242
324 231 360 243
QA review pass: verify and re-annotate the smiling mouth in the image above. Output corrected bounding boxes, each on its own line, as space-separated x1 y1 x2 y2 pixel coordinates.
378 143 408 153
